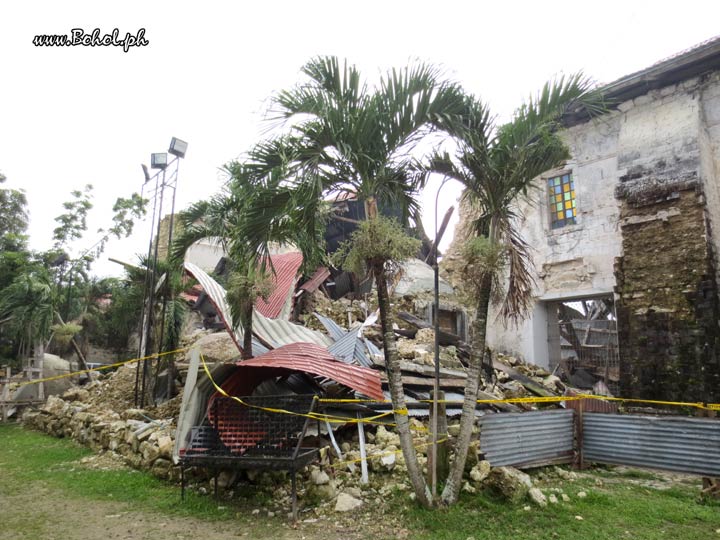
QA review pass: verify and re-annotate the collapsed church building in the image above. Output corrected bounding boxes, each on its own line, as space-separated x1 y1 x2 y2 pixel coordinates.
445 37 720 403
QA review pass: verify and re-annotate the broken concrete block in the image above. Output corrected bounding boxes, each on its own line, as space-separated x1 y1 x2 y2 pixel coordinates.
62 388 89 402
157 435 174 459
483 466 533 503
528 487 547 507
469 460 491 483
335 492 363 512
310 468 330 485
375 425 400 447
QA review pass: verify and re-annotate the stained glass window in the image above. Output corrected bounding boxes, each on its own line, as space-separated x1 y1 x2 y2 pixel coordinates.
548 173 576 229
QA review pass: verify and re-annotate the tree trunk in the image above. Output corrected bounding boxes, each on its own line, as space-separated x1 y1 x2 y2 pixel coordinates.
364 197 379 220
373 263 432 508
54 312 90 372
441 271 492 505
241 302 253 359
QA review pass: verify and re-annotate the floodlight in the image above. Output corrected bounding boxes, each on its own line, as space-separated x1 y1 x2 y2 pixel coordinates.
168 137 188 159
151 153 168 170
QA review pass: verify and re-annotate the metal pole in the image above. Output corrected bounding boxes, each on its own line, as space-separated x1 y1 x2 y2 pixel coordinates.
431 176 451 499
140 166 167 408
165 164 180 399
135 169 161 406
155 171 179 400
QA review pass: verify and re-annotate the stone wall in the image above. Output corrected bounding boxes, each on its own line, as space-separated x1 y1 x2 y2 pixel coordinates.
22 393 180 481
615 180 720 403
610 75 720 402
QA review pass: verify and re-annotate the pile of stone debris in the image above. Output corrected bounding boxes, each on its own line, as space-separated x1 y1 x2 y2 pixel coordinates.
18 277 578 514
20 330 573 517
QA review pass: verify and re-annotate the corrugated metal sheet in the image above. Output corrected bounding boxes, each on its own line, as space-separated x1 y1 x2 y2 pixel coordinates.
300 267 331 293
327 329 372 368
219 343 385 401
185 262 331 351
314 313 347 342
364 338 382 359
480 410 575 468
253 310 332 348
255 252 303 319
328 330 359 362
185 261 246 353
583 413 720 476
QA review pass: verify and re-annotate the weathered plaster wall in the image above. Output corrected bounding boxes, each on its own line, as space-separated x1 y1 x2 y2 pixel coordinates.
485 113 624 367
485 75 720 396
700 72 720 299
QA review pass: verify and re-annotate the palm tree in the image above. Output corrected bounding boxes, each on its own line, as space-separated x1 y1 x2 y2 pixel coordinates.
0 270 56 382
235 56 467 507
428 74 605 504
171 159 325 359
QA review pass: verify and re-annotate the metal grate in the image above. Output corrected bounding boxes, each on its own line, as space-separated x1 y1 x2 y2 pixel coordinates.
207 394 315 457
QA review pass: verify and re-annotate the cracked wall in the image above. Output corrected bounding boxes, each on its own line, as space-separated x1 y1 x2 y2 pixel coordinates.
474 74 720 401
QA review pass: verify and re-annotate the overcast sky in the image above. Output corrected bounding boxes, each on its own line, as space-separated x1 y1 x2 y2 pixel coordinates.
1 1 719 277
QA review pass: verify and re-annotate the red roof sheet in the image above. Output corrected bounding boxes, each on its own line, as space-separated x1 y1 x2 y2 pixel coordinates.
205 343 383 452
300 267 331 293
211 342 384 403
255 252 303 319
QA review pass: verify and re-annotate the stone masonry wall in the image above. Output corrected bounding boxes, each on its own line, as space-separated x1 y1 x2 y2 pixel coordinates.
613 74 720 403
615 188 720 402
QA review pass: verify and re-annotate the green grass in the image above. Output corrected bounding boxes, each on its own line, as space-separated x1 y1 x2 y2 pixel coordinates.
0 424 266 522
2 424 719 540
395 473 720 540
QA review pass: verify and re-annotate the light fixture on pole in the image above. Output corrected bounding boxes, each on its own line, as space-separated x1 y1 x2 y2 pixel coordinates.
151 152 168 170
135 138 188 408
168 137 188 159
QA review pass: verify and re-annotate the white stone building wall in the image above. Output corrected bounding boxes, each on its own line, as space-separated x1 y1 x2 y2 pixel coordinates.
487 74 720 368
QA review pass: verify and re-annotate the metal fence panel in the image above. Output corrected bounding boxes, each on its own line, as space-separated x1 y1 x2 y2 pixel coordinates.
583 413 720 477
479 409 575 468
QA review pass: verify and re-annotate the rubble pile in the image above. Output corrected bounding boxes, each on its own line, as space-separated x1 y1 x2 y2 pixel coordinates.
17 271 579 516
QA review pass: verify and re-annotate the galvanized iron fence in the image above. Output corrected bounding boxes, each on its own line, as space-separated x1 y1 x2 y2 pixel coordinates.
479 408 720 477
479 410 575 468
582 413 720 477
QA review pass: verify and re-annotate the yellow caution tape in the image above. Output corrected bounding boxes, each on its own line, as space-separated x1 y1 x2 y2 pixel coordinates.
319 393 720 411
12 344 719 415
16 348 188 388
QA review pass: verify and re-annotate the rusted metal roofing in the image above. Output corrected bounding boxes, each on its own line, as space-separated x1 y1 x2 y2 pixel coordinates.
184 261 331 353
300 267 331 293
564 390 618 414
215 343 384 402
255 252 303 319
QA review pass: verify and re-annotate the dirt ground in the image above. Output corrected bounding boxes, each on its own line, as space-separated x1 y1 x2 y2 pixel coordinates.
0 482 403 540
0 453 405 540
